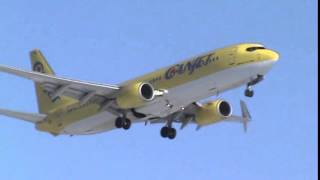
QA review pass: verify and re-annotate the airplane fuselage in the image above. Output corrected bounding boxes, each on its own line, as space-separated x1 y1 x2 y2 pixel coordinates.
35 43 279 135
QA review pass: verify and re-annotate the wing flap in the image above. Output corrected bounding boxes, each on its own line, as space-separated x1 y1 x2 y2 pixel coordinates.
0 108 46 123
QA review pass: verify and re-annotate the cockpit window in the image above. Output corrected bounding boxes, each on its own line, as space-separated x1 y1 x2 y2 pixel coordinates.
246 47 266 52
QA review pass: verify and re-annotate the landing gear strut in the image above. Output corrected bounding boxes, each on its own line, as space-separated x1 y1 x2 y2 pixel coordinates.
244 75 264 98
160 117 177 139
115 117 131 130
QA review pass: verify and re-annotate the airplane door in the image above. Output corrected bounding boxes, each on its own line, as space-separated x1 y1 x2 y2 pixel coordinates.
228 47 237 65
257 52 262 61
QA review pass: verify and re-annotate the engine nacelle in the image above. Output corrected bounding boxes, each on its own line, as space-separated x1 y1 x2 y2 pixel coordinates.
195 100 232 125
116 82 155 109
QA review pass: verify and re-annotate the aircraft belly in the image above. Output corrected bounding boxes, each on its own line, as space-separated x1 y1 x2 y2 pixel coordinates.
62 111 117 135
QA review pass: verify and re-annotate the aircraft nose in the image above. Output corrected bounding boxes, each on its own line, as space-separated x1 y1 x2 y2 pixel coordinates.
262 49 280 62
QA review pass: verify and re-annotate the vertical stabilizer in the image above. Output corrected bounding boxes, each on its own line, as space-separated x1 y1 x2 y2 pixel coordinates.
30 50 76 113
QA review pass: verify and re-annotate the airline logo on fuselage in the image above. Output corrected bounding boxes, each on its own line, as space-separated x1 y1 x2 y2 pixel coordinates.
165 53 218 80
33 62 45 73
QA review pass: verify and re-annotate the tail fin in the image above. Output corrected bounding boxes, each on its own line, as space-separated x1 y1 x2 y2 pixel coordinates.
30 49 76 114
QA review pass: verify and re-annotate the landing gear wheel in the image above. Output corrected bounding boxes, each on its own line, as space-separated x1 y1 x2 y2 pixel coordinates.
160 127 176 139
167 128 177 140
122 118 131 130
115 117 124 128
115 117 131 130
245 89 254 97
160 127 169 138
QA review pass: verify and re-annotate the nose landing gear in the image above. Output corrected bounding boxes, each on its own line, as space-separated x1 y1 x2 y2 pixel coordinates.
244 75 264 98
245 86 254 97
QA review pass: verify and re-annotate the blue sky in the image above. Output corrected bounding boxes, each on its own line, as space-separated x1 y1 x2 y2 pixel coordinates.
0 0 317 180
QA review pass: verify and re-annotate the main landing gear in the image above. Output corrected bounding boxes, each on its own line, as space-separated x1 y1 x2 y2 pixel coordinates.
160 117 177 140
115 117 131 130
160 126 177 140
244 75 264 98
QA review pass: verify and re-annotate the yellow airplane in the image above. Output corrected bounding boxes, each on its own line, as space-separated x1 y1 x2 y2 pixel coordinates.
0 43 279 139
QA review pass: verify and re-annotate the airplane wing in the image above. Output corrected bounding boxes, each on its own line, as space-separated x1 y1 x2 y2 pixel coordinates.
148 100 251 131
148 103 198 127
0 65 120 104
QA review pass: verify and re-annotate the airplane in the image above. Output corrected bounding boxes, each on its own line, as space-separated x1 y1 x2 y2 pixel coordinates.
0 43 279 139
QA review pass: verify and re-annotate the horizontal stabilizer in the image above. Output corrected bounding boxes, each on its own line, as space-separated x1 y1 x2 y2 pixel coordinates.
0 108 46 123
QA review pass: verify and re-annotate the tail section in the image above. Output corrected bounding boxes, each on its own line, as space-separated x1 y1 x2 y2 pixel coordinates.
30 50 76 113
30 49 55 75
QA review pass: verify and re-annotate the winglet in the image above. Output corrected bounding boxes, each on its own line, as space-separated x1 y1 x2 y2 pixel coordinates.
225 100 252 132
240 100 251 132
195 125 202 131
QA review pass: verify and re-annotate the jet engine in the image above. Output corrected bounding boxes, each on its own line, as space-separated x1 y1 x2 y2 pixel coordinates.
195 100 232 125
116 82 155 109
